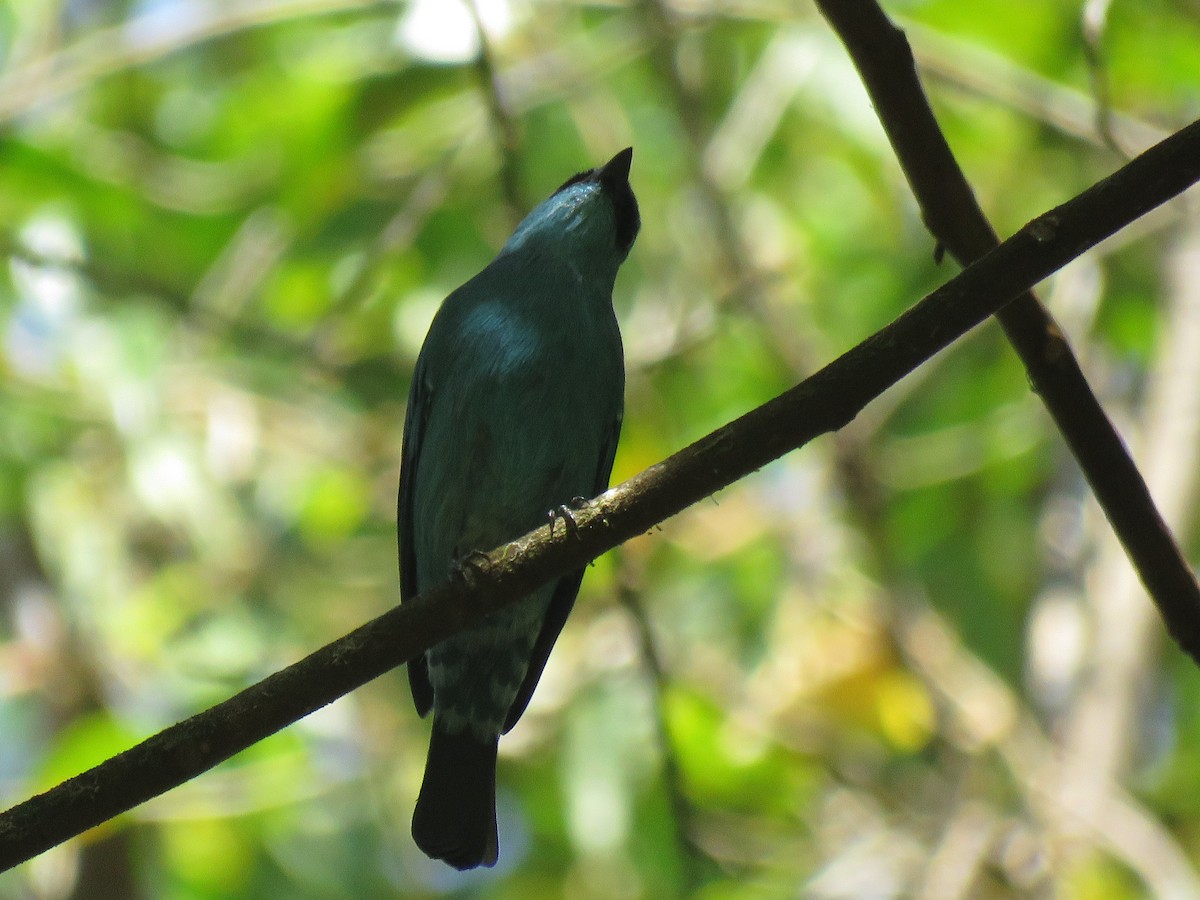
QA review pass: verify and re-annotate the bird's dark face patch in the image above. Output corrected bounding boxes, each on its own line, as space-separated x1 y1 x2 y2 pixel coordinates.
606 175 640 258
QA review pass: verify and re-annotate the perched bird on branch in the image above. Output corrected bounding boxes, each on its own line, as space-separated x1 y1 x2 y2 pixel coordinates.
398 148 640 870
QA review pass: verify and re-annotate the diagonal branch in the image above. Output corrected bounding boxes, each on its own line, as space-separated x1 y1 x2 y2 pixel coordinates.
814 0 1200 650
1 113 1198 873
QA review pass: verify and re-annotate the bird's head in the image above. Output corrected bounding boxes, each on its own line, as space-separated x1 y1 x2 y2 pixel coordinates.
501 148 640 275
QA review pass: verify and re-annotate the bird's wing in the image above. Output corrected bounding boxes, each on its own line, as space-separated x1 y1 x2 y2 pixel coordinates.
399 356 434 717
502 410 624 733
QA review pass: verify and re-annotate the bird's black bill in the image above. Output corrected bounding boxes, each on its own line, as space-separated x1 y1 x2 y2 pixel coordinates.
599 147 634 185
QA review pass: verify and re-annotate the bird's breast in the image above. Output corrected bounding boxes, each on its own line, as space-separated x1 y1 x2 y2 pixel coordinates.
410 290 622 593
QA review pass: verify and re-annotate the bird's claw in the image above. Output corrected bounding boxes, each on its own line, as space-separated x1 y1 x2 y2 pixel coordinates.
548 504 582 540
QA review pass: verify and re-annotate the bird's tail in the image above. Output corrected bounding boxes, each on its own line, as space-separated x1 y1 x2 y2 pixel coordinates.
412 722 500 870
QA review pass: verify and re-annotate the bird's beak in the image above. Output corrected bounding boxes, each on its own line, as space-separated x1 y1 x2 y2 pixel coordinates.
599 147 634 186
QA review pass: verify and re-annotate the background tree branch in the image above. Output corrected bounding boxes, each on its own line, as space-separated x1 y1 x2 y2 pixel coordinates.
814 0 1200 662
2 113 1198 872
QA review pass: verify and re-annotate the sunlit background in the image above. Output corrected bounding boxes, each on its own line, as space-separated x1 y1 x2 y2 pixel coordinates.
1 0 1199 896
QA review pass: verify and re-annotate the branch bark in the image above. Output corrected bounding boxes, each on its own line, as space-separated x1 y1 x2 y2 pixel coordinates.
1 114 1198 873
814 0 1200 657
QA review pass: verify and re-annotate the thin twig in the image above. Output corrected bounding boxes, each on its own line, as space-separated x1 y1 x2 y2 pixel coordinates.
1059 222 1200 851
465 0 526 222
899 599 1200 898
1080 0 1126 157
0 239 346 380
0 0 392 124
906 19 1163 154
615 558 705 889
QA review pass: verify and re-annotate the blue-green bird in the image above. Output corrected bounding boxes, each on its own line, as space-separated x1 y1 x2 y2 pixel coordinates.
398 149 639 869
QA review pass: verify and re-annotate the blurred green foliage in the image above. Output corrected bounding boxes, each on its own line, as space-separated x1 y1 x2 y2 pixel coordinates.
1 0 1199 897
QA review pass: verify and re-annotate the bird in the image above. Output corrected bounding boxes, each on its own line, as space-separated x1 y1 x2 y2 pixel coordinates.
398 148 640 870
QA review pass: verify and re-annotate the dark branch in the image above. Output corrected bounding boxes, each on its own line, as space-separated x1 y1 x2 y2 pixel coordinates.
814 0 1200 655
1 115 1199 872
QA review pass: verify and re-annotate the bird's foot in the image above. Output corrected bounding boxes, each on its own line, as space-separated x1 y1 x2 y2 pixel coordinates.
548 500 586 540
